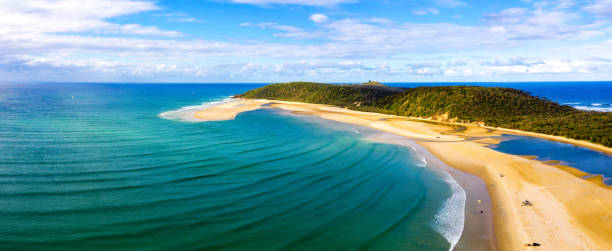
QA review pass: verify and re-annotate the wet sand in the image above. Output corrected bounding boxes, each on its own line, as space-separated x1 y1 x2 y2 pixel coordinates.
365 134 497 251
450 167 497 251
193 99 264 121
195 98 612 251
415 140 498 251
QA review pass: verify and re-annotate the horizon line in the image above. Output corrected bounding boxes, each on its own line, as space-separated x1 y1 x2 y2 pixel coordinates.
2 80 612 85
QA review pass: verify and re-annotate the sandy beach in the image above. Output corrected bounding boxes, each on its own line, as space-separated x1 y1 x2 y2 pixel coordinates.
195 98 612 251
193 99 264 121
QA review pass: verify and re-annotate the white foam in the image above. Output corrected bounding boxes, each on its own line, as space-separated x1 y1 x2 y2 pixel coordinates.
310 123 466 250
159 97 233 122
415 156 428 167
403 140 466 251
573 105 612 112
431 169 466 251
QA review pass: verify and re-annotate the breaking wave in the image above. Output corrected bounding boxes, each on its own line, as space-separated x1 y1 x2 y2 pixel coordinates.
573 105 612 112
398 140 466 251
159 97 233 122
432 171 467 251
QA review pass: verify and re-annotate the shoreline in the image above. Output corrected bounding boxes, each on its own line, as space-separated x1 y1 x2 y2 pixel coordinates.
411 140 498 251
481 126 612 156
364 133 497 251
384 114 612 156
194 98 612 251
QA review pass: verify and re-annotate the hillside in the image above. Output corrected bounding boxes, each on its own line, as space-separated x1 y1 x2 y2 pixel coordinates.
237 82 612 147
236 82 404 107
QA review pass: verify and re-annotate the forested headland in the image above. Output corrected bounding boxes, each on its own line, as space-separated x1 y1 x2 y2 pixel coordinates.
236 82 612 147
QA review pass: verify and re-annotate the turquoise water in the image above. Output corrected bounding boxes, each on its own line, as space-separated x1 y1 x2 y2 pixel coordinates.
0 83 461 250
2 82 609 250
491 134 612 185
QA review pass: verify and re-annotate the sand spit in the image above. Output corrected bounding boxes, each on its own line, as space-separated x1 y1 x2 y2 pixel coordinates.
194 99 264 121
195 99 612 251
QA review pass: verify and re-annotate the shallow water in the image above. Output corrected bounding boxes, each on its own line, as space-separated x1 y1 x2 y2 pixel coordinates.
491 134 612 185
0 83 460 250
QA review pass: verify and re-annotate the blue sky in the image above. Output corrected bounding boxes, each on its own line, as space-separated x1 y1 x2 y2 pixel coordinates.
1 0 611 82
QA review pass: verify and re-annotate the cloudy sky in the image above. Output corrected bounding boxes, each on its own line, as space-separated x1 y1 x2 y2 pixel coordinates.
1 0 612 82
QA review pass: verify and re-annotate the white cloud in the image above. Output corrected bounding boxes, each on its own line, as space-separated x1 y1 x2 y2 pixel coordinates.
436 0 467 8
0 52 481 80
2 8 607 80
1 0 610 81
241 22 321 38
483 8 529 24
0 0 179 37
401 62 473 76
273 61 373 75
480 57 612 74
228 0 354 6
266 8 604 55
241 22 303 32
156 12 204 23
0 0 157 20
444 68 473 76
117 24 182 37
366 17 392 25
310 14 329 24
584 0 612 17
413 8 439 15
169 17 201 23
447 61 468 66
482 57 545 67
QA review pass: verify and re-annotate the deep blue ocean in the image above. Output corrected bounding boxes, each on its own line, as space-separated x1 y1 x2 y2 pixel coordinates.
0 82 610 250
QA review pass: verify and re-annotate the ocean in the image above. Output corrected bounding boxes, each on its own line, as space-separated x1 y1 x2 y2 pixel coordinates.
0 82 610 250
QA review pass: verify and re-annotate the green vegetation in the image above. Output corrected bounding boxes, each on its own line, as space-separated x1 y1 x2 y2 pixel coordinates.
236 82 404 107
237 82 612 147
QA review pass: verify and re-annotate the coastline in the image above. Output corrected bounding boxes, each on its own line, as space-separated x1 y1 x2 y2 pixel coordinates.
388 115 612 156
406 141 499 251
481 126 612 156
194 98 612 251
364 133 497 251
192 99 263 121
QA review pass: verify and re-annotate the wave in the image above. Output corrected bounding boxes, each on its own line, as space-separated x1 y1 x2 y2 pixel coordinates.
397 139 467 251
159 97 233 122
573 105 612 112
431 166 466 251
415 156 428 167
563 102 612 112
